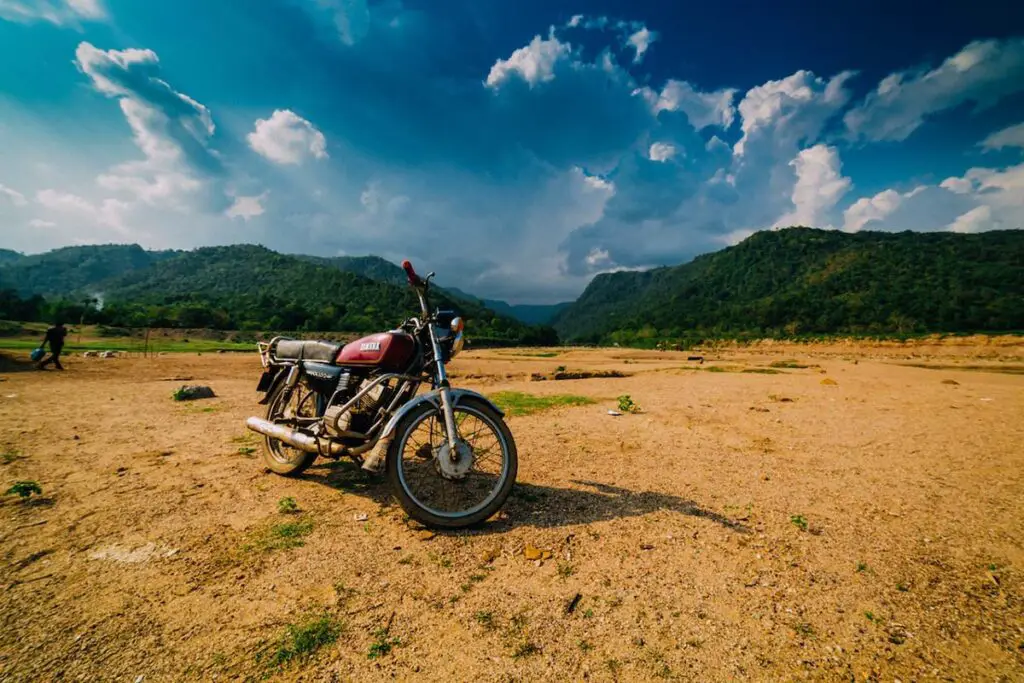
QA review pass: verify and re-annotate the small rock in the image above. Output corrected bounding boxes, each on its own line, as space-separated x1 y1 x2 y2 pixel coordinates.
607 410 622 417
941 379 959 386
523 544 543 561
173 385 215 401
480 547 499 563
640 543 654 550
73 435 80 441
821 378 838 386
416 530 435 541
353 513 369 522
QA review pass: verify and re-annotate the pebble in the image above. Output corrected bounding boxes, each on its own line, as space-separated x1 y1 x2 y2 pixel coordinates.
416 530 435 541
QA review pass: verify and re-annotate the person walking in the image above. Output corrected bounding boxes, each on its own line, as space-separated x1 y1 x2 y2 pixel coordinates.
38 320 68 370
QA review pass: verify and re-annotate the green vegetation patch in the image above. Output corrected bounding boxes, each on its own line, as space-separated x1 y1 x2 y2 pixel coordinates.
490 391 595 417
245 518 314 552
262 613 342 669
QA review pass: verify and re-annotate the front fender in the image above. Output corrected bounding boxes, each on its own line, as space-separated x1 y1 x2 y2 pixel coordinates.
380 388 503 440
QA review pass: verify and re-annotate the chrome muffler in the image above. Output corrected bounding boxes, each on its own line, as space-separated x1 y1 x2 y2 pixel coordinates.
245 416 347 457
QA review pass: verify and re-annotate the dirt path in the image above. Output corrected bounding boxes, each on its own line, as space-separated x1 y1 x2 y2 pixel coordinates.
0 345 1021 681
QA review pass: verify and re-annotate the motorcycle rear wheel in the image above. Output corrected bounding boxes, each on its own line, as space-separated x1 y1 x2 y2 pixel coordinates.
262 380 319 476
386 396 517 529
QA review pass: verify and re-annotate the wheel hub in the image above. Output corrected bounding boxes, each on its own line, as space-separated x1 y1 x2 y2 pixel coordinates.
435 440 474 480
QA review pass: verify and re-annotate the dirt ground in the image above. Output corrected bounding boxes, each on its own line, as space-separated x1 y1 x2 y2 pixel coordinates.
1 339 1022 682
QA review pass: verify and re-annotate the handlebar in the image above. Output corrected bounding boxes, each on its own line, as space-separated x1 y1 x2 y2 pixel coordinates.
401 259 422 288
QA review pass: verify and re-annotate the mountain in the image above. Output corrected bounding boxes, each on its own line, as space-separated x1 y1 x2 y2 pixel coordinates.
296 254 407 286
0 249 22 265
0 244 555 344
444 287 571 325
0 244 178 297
553 228 1024 343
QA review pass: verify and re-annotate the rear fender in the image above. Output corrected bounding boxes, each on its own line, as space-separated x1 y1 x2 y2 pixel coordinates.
380 388 503 440
257 365 291 405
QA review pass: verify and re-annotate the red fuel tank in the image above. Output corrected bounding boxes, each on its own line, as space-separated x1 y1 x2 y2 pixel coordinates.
336 332 416 371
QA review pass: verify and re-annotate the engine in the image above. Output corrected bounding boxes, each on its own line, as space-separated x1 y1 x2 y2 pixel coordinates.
323 372 391 438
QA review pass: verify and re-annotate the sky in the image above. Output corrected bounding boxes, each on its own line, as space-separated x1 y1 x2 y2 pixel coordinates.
0 0 1023 303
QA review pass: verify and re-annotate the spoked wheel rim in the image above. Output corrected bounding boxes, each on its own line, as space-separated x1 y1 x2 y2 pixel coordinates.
266 384 318 466
395 404 511 519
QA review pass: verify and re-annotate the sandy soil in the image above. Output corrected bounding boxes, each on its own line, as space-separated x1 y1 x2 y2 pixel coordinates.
0 341 1022 682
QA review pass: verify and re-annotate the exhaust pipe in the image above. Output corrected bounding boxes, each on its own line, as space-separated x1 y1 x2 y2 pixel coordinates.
246 416 346 457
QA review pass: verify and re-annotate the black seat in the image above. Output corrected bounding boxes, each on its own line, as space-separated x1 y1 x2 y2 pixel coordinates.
272 339 342 363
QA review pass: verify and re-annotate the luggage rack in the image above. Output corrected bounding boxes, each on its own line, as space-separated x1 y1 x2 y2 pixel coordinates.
257 336 291 369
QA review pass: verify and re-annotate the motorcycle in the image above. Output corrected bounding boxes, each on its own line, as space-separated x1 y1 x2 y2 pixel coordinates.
245 260 518 528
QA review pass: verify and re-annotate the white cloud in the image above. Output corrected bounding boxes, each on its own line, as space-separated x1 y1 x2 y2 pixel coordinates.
73 42 218 211
0 0 106 26
627 26 656 63
584 247 613 268
947 205 992 233
309 0 370 45
247 109 328 165
36 189 129 233
0 184 28 207
981 122 1024 151
842 161 1024 235
734 70 854 156
775 144 851 228
648 142 676 162
225 193 267 221
29 218 57 228
567 14 583 28
74 42 216 168
845 38 1024 142
843 189 907 232
650 80 736 129
485 32 570 89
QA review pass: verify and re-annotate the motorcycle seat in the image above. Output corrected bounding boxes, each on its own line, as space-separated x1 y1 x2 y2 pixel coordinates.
271 339 342 363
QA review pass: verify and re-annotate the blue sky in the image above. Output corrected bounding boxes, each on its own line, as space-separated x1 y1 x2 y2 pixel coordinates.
1 0 1023 303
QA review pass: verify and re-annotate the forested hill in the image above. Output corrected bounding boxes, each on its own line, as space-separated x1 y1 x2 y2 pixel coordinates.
0 245 556 344
0 244 179 295
553 228 1024 344
296 255 407 286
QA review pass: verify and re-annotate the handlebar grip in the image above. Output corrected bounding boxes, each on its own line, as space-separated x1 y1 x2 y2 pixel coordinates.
401 259 421 286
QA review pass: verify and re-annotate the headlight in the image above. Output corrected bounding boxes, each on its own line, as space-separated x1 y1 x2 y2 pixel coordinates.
450 317 464 358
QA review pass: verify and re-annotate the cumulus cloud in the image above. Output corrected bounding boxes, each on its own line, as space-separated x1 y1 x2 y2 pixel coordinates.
845 38 1024 142
648 142 677 162
0 0 105 26
247 110 328 165
842 159 1024 235
775 145 851 228
648 80 737 129
0 183 28 207
734 70 854 156
981 122 1024 150
843 188 911 232
485 32 570 89
74 43 215 161
947 205 993 233
225 193 268 221
627 26 656 63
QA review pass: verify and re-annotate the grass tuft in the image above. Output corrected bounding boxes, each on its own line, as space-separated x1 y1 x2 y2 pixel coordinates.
489 391 595 417
246 518 313 552
263 613 341 668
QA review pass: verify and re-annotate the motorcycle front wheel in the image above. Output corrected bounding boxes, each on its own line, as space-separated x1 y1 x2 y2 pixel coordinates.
386 396 518 529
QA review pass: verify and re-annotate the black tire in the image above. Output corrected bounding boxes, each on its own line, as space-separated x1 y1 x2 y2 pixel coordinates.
261 381 319 476
386 396 518 529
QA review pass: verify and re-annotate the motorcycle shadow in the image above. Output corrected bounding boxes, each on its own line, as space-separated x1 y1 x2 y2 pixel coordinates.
301 462 751 535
